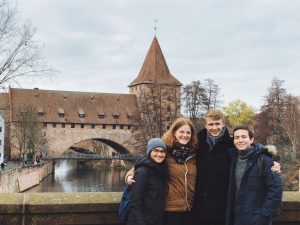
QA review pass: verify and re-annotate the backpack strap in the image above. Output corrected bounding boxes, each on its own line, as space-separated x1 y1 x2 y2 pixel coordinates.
258 154 264 177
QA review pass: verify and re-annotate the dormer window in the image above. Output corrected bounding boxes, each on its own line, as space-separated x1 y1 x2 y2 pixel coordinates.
112 112 119 119
126 111 133 120
98 110 105 119
78 108 85 118
58 108 65 118
37 107 44 117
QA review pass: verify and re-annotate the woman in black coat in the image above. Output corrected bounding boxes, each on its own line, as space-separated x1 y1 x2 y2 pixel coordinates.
127 138 168 225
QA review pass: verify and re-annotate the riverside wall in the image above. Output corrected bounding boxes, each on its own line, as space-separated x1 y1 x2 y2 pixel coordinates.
0 162 53 193
0 192 299 225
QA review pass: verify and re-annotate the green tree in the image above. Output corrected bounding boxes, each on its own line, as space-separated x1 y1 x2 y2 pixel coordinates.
223 99 255 126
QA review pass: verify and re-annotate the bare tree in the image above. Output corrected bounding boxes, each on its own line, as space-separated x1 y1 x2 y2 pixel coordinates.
275 95 300 162
0 0 54 90
132 83 180 148
254 77 300 162
12 106 46 165
255 78 287 143
182 79 223 130
202 78 223 111
91 140 109 156
182 80 205 121
264 77 287 138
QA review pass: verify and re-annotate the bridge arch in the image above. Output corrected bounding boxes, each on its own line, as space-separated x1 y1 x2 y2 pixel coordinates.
68 138 131 155
41 128 136 157
91 138 130 154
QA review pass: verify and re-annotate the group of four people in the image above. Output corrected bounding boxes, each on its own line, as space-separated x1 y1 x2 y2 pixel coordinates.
124 108 283 225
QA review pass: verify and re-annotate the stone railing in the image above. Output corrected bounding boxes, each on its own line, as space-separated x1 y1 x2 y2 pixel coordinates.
0 192 299 225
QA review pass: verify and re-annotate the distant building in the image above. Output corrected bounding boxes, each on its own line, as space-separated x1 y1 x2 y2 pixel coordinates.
0 113 4 164
2 36 182 158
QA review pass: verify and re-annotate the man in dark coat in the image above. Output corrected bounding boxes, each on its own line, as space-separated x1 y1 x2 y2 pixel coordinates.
226 125 282 225
193 109 280 225
193 109 234 225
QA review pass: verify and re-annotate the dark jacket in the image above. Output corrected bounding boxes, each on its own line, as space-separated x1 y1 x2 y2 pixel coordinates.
193 128 234 222
127 155 167 225
226 146 283 225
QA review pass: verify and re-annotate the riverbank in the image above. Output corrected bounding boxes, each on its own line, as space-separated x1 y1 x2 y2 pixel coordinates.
0 162 53 192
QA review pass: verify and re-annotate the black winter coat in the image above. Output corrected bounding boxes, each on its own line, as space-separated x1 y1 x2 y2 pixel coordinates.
127 155 167 225
193 128 234 222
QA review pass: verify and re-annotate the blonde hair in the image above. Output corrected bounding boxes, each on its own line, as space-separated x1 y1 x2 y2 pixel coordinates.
162 117 198 149
204 108 225 124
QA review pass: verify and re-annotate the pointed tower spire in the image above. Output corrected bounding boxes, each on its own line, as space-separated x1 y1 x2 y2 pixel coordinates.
129 37 182 87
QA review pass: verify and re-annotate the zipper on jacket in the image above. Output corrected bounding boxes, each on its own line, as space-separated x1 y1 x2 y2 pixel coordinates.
183 155 194 211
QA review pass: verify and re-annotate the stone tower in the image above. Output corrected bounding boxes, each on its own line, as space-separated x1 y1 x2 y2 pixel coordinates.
129 37 182 141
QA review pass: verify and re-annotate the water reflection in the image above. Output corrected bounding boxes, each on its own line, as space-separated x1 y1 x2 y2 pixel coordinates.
25 160 128 192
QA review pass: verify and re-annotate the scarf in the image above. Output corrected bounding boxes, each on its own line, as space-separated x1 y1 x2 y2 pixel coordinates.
168 144 195 164
238 147 254 159
206 128 226 151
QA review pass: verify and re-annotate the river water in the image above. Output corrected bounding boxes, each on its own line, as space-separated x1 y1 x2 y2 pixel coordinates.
25 160 128 192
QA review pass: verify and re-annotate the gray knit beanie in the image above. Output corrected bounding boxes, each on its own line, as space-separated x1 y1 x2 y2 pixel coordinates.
146 138 167 157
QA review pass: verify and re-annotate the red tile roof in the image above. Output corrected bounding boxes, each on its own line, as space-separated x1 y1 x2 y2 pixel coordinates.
9 88 138 125
129 37 182 87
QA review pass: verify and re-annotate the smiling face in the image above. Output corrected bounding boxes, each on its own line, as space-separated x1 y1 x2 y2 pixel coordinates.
205 118 225 137
149 147 166 163
174 124 192 145
233 129 254 151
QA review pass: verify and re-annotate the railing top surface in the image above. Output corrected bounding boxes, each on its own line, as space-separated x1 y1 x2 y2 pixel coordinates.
43 154 140 160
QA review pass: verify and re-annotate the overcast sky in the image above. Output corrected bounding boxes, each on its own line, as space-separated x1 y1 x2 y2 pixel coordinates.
18 0 300 110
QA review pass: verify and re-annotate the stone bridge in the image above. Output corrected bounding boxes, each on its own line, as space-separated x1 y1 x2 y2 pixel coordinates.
10 124 140 159
40 125 137 157
7 87 142 159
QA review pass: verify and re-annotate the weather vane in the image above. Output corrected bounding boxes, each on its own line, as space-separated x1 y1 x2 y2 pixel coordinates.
154 19 158 36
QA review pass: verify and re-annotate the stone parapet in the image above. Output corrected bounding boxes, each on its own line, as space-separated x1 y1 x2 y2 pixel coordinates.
0 192 121 225
274 192 300 224
0 192 299 225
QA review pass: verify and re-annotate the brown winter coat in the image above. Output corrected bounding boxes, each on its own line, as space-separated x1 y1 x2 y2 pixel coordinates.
164 154 197 212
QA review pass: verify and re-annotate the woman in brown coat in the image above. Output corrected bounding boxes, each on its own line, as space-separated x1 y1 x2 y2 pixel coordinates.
126 117 198 225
